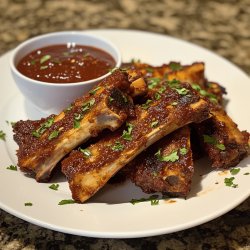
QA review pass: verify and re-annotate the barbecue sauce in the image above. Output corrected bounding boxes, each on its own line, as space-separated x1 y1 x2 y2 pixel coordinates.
17 44 116 83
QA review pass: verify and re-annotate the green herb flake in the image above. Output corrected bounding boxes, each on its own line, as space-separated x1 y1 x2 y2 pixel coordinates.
111 141 124 151
169 62 183 71
32 117 55 138
109 96 114 102
151 199 160 206
244 172 249 175
0 130 6 141
151 120 159 128
40 55 51 64
158 86 166 94
48 130 59 140
109 67 118 73
216 143 226 150
49 184 59 191
79 148 92 158
167 79 180 88
148 78 161 89
82 98 95 112
230 168 240 175
180 148 188 155
64 104 73 113
58 199 76 205
73 113 83 129
224 177 238 188
155 149 179 162
175 88 189 95
122 123 133 141
6 165 17 171
191 83 218 103
141 99 152 110
24 202 33 206
203 135 225 151
130 195 160 205
30 60 36 65
171 101 178 106
89 86 101 95
154 92 161 100
40 65 48 70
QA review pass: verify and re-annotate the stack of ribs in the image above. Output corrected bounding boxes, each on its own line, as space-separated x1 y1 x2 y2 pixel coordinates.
13 62 249 203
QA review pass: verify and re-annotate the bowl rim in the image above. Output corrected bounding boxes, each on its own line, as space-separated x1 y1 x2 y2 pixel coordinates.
10 31 122 87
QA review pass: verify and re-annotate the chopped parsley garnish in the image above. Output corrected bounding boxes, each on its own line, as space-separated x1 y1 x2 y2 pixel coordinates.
230 168 240 175
109 96 114 102
89 86 101 95
131 58 141 63
141 99 152 109
167 79 180 88
147 78 161 89
48 130 59 140
203 135 225 150
82 98 95 112
49 184 59 191
122 123 133 141
64 104 73 113
58 199 76 205
154 92 161 100
109 67 118 73
180 148 188 155
0 130 6 141
6 165 17 171
130 195 160 205
73 113 83 128
79 148 92 158
111 141 124 151
224 177 238 188
40 54 51 64
158 86 166 94
169 62 183 71
155 149 179 162
40 65 48 70
32 117 54 138
191 83 218 103
175 88 189 95
151 120 159 128
6 121 16 127
24 202 33 206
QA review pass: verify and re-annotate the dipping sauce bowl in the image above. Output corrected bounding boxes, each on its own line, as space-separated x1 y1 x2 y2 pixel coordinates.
10 31 121 114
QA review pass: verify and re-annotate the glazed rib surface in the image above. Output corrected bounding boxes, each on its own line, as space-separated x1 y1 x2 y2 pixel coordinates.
13 71 134 181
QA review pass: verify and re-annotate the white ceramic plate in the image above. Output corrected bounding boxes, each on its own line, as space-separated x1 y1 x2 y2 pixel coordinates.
0 29 249 238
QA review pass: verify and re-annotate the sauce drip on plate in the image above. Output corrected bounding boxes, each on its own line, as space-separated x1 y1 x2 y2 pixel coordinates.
17 44 116 83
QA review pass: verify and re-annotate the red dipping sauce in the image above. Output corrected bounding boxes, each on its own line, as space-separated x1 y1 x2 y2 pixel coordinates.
17 44 116 83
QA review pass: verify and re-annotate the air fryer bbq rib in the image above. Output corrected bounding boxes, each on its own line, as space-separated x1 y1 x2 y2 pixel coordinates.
61 81 210 203
13 70 144 182
128 126 193 197
120 62 207 196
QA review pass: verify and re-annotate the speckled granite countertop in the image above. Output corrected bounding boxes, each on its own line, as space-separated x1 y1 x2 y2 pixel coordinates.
0 0 249 249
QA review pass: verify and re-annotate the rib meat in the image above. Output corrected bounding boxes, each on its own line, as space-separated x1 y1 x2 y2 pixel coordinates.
195 105 249 168
61 81 210 202
120 62 205 194
128 126 193 197
13 71 137 181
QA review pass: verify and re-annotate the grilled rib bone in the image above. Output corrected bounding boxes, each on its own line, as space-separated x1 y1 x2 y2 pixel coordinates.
62 81 210 203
